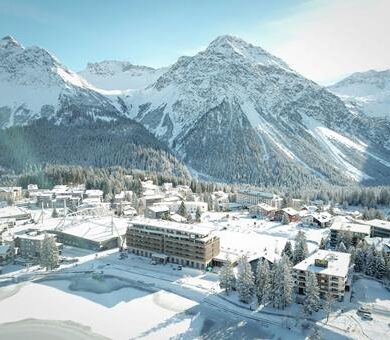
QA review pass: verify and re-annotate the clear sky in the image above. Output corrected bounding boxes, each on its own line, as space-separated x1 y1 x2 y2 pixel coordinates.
1 0 389 84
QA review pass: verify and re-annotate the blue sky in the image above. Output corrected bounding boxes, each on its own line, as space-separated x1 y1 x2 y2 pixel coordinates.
1 0 389 84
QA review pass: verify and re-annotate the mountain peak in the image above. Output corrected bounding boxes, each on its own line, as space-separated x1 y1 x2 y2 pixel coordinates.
204 35 291 70
0 35 23 49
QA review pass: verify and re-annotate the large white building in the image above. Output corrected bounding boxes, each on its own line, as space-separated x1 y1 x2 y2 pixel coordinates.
237 189 282 208
293 250 352 302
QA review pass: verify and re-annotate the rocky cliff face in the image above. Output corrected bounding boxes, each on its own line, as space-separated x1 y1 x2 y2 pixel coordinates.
118 35 390 185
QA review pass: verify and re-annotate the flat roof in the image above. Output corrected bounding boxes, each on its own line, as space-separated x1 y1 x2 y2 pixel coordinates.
312 212 333 223
238 189 274 198
58 216 127 243
330 221 371 234
293 250 351 277
131 217 215 237
147 205 170 213
0 206 30 219
365 219 390 231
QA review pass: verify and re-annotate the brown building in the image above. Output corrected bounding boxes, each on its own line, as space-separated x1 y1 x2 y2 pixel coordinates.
275 207 300 223
126 219 220 269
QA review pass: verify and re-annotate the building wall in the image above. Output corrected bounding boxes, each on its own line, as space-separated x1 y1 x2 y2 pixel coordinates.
126 224 220 269
372 226 390 238
293 269 347 301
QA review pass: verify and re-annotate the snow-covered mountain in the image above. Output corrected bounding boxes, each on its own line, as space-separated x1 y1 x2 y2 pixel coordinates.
0 36 188 177
1 34 390 185
328 70 390 118
78 60 167 91
117 35 390 185
0 35 121 128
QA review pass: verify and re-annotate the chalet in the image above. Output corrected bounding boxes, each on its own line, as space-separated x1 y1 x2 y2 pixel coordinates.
275 207 299 223
249 203 277 219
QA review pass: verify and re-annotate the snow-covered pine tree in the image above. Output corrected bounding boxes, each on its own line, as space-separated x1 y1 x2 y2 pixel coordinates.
51 207 59 218
303 271 320 315
280 254 293 308
281 213 289 225
319 237 326 250
365 247 376 277
219 258 236 294
354 248 365 272
255 259 271 305
236 255 255 304
375 253 386 279
271 255 293 309
40 233 59 271
195 207 202 222
293 231 308 265
282 241 293 261
178 201 188 218
337 241 347 253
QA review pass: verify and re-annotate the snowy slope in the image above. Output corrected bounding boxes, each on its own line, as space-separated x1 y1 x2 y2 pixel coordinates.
328 70 390 118
0 36 121 128
116 35 390 185
78 60 167 91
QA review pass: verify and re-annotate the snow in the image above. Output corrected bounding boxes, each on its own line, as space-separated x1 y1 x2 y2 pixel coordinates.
293 250 351 278
329 69 390 118
78 61 167 91
330 220 371 234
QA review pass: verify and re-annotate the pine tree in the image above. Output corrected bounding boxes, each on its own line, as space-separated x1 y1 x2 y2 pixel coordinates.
303 272 320 315
319 237 326 250
281 213 289 225
293 231 308 265
282 241 293 261
178 201 188 218
375 253 386 279
365 247 376 277
236 256 255 304
271 255 293 309
51 207 59 218
40 234 59 271
337 241 347 253
219 258 236 294
195 207 202 222
354 248 365 272
255 259 271 305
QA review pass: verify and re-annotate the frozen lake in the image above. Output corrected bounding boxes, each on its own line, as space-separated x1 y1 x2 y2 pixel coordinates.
0 274 273 340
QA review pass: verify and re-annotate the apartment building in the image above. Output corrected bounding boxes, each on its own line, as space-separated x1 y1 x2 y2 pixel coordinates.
293 250 352 302
330 221 371 247
126 219 220 269
364 219 390 238
16 232 56 259
237 189 279 207
0 187 22 202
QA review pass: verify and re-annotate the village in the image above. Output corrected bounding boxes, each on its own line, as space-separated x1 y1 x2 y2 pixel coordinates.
0 182 390 339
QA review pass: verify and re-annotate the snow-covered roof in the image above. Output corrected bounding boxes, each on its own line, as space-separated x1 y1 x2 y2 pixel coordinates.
59 217 127 242
312 212 333 223
256 203 277 212
364 219 390 231
0 206 30 219
330 221 370 234
147 205 170 213
131 217 215 237
293 250 351 278
282 207 299 216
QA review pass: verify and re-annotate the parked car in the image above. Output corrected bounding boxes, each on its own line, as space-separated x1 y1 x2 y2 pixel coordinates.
358 306 371 314
361 313 373 321
177 265 182 270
